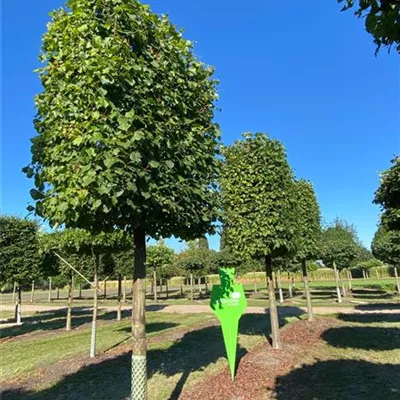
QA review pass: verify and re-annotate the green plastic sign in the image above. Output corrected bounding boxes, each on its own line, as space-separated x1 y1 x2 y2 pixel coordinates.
210 268 247 380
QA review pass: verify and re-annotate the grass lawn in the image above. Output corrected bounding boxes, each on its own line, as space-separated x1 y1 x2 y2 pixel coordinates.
1 312 213 381
273 313 400 399
1 311 300 400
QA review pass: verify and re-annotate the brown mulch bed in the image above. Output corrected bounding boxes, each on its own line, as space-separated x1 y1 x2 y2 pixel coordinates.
180 317 341 400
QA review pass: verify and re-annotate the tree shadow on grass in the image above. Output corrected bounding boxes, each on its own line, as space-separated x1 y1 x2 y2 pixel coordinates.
274 360 400 400
0 307 135 340
355 303 400 311
1 313 284 400
321 326 400 351
338 313 400 324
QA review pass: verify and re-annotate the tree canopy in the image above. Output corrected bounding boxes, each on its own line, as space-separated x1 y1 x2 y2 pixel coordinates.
293 179 321 261
338 0 400 53
0 216 42 284
373 156 400 230
147 241 175 273
220 133 297 260
372 224 400 265
24 0 220 240
319 219 360 269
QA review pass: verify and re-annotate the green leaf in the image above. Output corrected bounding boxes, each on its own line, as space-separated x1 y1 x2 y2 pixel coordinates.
73 136 84 146
118 116 131 131
142 191 151 199
149 160 160 168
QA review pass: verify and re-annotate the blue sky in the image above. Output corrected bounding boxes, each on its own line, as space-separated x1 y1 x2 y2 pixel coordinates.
1 0 398 251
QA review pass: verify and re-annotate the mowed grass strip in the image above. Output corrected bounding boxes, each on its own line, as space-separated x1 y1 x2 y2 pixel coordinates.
1 312 212 381
273 312 400 400
2 313 299 400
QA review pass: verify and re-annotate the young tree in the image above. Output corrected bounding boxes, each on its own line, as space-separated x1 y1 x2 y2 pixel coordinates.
374 156 400 230
25 0 219 395
112 248 134 318
0 216 42 324
147 241 175 301
319 219 359 303
220 133 297 349
175 247 211 301
40 229 130 354
293 179 321 321
338 1 400 54
372 225 400 294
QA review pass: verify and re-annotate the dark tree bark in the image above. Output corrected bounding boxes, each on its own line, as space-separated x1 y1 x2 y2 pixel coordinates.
15 284 22 325
48 277 52 302
266 255 281 349
117 273 122 321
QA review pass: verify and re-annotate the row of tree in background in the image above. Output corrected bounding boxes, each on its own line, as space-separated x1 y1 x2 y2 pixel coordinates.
2 139 398 352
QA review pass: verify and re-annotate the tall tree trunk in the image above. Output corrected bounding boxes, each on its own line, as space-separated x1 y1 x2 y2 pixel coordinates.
153 269 157 302
394 266 400 295
66 273 73 331
48 277 52 302
117 273 122 321
333 261 342 303
266 255 281 349
180 279 184 296
190 273 194 302
302 259 313 321
16 284 22 325
79 283 82 299
341 282 346 298
362 270 366 279
292 277 296 295
12 282 16 303
57 287 60 300
198 277 201 294
347 270 353 290
131 227 147 399
277 270 284 303
71 275 75 300
375 268 380 278
166 279 169 299
30 281 35 303
90 253 99 358
123 276 127 303
104 279 107 300
253 271 258 294
288 273 293 298
205 277 208 293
